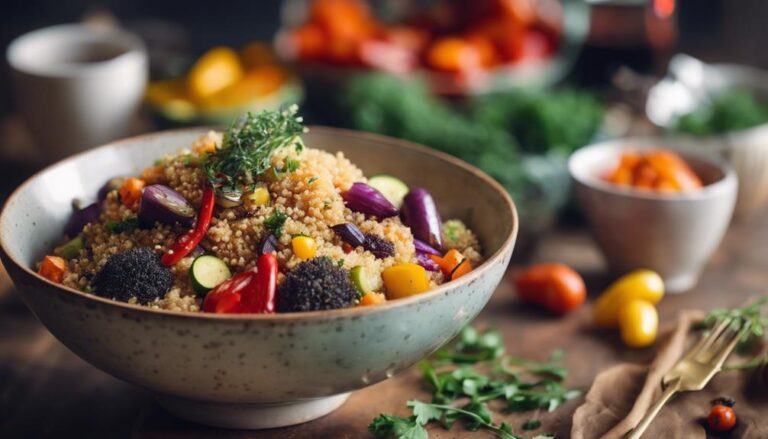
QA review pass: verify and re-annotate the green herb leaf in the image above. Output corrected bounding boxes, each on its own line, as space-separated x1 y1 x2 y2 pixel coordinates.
264 210 287 237
409 400 442 425
105 217 139 233
368 414 427 439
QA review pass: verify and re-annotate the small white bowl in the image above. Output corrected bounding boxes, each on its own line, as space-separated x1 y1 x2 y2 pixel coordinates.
569 138 737 293
646 55 768 218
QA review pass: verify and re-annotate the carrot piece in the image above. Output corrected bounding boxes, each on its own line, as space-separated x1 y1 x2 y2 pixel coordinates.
360 292 386 306
38 255 67 283
118 177 145 209
430 249 466 277
450 259 473 280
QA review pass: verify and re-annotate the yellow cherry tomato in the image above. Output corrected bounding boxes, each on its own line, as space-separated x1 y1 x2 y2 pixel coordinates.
291 236 317 260
245 186 270 207
618 300 658 348
594 270 664 327
382 263 430 299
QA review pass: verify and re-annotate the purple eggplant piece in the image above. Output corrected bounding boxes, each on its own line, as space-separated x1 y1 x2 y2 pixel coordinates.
413 238 441 256
331 223 366 247
415 251 440 272
64 202 101 237
401 188 443 250
138 184 195 228
342 182 398 218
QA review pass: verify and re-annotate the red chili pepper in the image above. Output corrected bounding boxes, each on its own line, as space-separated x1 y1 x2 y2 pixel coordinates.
202 253 278 314
241 253 278 313
202 271 255 313
161 187 215 266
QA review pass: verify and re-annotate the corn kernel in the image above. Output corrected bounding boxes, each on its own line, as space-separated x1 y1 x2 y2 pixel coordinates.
291 236 317 260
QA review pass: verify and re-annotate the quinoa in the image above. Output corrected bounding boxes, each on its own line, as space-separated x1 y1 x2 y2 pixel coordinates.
56 130 483 312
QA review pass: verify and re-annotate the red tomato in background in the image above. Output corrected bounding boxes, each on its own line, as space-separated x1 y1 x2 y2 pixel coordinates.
514 263 586 314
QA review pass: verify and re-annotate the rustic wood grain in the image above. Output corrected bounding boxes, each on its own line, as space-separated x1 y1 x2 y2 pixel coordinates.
1 212 766 438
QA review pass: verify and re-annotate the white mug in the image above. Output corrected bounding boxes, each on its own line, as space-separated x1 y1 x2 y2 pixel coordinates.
7 24 148 160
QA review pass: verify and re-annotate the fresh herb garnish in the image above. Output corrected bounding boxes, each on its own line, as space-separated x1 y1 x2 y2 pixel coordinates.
703 297 768 344
370 326 578 438
105 217 139 233
264 210 287 237
307 176 319 185
203 106 306 194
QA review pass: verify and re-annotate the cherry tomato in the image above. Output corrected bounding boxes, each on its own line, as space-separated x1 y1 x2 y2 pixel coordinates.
514 263 586 315
708 403 736 432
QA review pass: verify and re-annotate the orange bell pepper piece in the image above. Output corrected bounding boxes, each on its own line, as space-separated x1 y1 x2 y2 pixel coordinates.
360 292 387 306
38 255 67 283
451 259 473 280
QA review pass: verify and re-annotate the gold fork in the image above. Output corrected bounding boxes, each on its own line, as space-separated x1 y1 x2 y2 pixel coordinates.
625 317 749 439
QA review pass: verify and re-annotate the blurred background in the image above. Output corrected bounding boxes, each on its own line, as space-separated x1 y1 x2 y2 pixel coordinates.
3 0 768 257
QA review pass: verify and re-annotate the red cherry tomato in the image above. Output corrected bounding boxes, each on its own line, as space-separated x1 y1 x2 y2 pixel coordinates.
514 263 586 315
708 404 736 432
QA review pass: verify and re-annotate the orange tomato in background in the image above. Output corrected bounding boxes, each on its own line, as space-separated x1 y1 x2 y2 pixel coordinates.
514 263 586 315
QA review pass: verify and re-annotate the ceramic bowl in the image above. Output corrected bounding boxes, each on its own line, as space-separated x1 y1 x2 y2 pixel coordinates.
569 138 737 293
0 127 518 429
646 54 768 218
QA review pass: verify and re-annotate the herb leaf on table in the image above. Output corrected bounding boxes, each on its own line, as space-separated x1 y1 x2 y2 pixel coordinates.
370 326 579 439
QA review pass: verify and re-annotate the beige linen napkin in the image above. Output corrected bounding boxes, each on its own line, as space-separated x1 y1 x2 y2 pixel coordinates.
572 310 768 439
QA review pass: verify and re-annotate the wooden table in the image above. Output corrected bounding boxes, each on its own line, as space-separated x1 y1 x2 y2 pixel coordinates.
2 205 766 438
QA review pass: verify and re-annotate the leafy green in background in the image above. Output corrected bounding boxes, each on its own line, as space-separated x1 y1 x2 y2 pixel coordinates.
343 74 602 220
675 88 768 136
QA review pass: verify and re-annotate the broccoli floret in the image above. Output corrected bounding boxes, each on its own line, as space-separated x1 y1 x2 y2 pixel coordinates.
277 258 357 312
92 247 172 304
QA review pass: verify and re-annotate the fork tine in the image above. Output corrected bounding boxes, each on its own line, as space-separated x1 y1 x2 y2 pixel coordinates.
697 322 738 363
687 318 731 361
708 326 750 369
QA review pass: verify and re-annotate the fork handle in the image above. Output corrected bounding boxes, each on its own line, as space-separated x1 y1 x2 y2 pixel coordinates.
625 379 681 439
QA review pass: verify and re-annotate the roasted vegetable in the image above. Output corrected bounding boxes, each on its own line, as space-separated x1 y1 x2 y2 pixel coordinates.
342 182 399 218
277 258 358 312
401 188 443 249
64 202 100 237
138 184 195 228
92 248 173 304
382 263 430 299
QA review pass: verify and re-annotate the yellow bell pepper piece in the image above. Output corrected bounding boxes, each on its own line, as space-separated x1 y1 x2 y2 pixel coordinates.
245 186 270 208
188 47 244 103
618 300 658 348
594 269 664 327
382 263 430 299
291 236 317 260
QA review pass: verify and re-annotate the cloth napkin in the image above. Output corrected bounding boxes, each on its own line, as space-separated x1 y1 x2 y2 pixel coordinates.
571 310 768 439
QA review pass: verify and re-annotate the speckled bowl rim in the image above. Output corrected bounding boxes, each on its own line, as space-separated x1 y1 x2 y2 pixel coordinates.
569 137 738 202
0 126 518 321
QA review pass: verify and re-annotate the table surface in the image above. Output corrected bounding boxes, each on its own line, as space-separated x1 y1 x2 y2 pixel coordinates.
2 203 766 438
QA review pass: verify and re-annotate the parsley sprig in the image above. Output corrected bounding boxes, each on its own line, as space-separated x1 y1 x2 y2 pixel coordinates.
369 326 580 439
703 296 768 343
203 106 306 194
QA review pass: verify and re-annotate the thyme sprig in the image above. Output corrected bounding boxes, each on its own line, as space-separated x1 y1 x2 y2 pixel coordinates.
203 106 306 194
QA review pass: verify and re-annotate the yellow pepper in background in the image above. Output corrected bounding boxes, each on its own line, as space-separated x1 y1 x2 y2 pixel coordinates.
618 300 659 348
382 263 430 299
594 269 665 327
187 47 244 103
